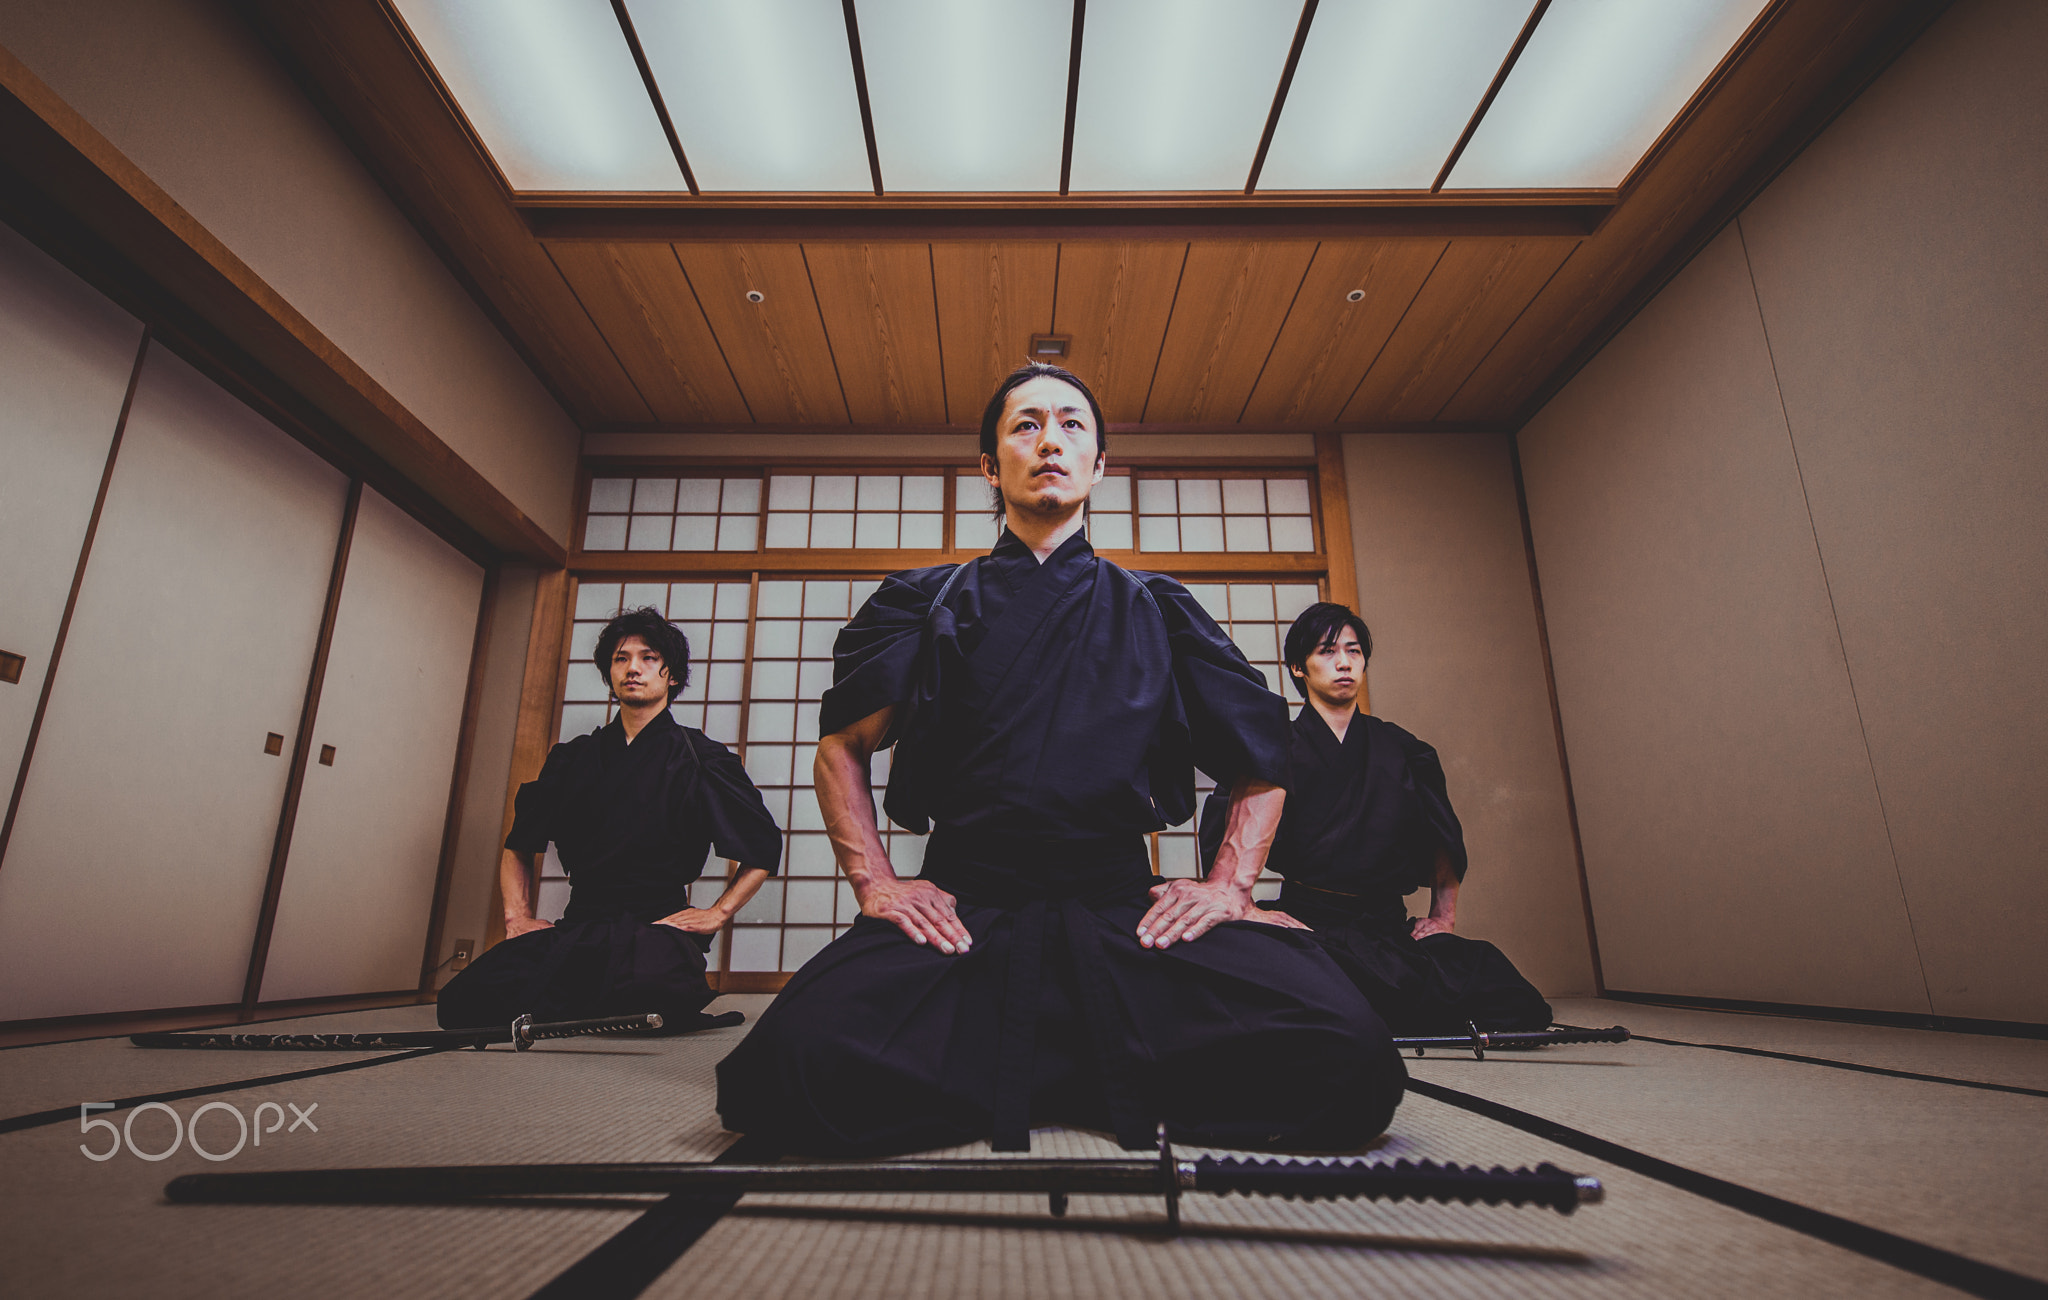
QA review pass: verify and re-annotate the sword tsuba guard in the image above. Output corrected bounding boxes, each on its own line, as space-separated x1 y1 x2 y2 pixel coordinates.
1467 1020 1487 1061
510 1014 534 1052
1156 1123 1196 1238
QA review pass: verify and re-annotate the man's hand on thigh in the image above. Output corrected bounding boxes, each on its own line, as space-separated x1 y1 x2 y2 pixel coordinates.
1138 879 1254 948
861 878 972 955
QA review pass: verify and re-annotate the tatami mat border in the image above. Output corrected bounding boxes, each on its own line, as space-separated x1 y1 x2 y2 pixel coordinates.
1405 1077 2048 1300
530 1134 778 1300
1619 1033 2048 1099
0 1048 442 1135
1604 991 2048 1041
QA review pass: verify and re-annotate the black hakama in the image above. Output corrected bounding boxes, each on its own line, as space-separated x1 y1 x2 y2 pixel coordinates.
716 530 1405 1155
438 709 781 1032
1201 710 1552 1035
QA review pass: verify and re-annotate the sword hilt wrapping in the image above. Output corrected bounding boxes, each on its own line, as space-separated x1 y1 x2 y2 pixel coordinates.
1191 1157 1600 1215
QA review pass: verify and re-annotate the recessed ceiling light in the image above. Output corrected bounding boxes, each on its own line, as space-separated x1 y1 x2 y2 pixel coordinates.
1030 333 1071 358
745 290 766 303
1345 289 1366 303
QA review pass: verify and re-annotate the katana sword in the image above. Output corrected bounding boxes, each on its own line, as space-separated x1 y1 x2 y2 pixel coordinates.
1399 1023 1631 1060
164 1128 1603 1234
128 1012 680 1052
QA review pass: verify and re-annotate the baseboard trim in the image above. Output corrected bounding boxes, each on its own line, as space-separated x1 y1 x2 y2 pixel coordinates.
1603 989 2048 1040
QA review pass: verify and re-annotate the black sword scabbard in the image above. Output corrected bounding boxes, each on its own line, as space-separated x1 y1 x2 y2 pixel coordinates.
129 1012 664 1051
166 1153 1602 1219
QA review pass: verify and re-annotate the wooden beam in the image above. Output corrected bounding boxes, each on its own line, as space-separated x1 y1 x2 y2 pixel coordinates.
0 43 566 566
1313 432 1357 610
1245 1 1318 194
417 563 501 994
485 570 572 954
569 550 1331 576
524 198 1614 244
584 421 1508 438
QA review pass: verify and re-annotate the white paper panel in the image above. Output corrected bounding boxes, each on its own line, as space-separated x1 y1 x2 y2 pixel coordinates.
627 0 872 192
394 0 684 191
1068 0 1300 191
1260 0 1529 190
1447 0 1770 189
859 0 1071 191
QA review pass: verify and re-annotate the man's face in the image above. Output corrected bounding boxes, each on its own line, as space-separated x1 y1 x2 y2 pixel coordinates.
609 634 673 706
980 375 1105 519
1293 627 1364 709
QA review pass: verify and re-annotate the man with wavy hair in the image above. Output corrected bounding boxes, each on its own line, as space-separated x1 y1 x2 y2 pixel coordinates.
718 365 1405 1156
438 606 781 1033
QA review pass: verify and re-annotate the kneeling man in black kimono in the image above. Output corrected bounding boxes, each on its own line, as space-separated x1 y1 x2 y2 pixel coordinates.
1201 604 1551 1035
438 607 782 1033
717 364 1405 1156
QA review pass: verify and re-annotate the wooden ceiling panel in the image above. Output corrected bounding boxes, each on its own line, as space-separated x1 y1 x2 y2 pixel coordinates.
1141 242 1320 424
930 243 1058 425
545 242 750 424
803 244 948 424
240 1 1940 437
671 244 848 424
1343 238 1579 424
1240 240 1447 425
1052 243 1188 424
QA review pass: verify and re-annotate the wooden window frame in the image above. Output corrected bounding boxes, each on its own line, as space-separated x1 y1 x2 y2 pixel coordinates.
521 444 1357 991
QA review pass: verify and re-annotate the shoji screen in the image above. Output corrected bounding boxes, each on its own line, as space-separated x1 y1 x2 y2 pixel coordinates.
560 464 1333 984
0 223 145 804
259 488 485 1001
0 348 348 1020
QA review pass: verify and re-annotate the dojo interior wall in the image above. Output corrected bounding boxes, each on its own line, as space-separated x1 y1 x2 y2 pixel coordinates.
1342 434 1595 999
0 0 582 545
0 196 531 1028
1517 0 2048 1024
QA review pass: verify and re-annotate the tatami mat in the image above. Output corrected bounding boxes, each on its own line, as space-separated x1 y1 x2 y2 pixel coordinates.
1428 997 2048 1278
0 992 2040 1298
1552 997 2048 1091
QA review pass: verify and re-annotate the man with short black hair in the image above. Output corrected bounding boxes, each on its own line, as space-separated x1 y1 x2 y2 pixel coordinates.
1200 602 1551 1035
716 365 1405 1157
437 607 782 1033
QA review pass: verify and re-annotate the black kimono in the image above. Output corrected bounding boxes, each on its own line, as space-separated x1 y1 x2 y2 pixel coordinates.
1200 709 1551 1035
437 709 782 1032
716 530 1404 1156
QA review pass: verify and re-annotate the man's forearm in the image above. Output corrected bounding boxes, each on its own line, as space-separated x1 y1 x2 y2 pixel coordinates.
499 849 540 922
814 732 896 893
1427 850 1459 925
710 866 771 919
1207 779 1284 895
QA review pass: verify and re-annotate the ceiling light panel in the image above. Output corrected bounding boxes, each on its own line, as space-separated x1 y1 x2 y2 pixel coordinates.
1068 0 1302 192
393 0 684 191
858 0 1073 192
1446 0 1771 189
626 0 872 192
1257 0 1531 191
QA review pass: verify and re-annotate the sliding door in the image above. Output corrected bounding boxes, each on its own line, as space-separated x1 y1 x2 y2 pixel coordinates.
0 347 348 1020
258 488 484 1001
0 223 145 803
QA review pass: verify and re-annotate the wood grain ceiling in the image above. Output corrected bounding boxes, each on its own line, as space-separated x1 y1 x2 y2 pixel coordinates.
245 0 1945 436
